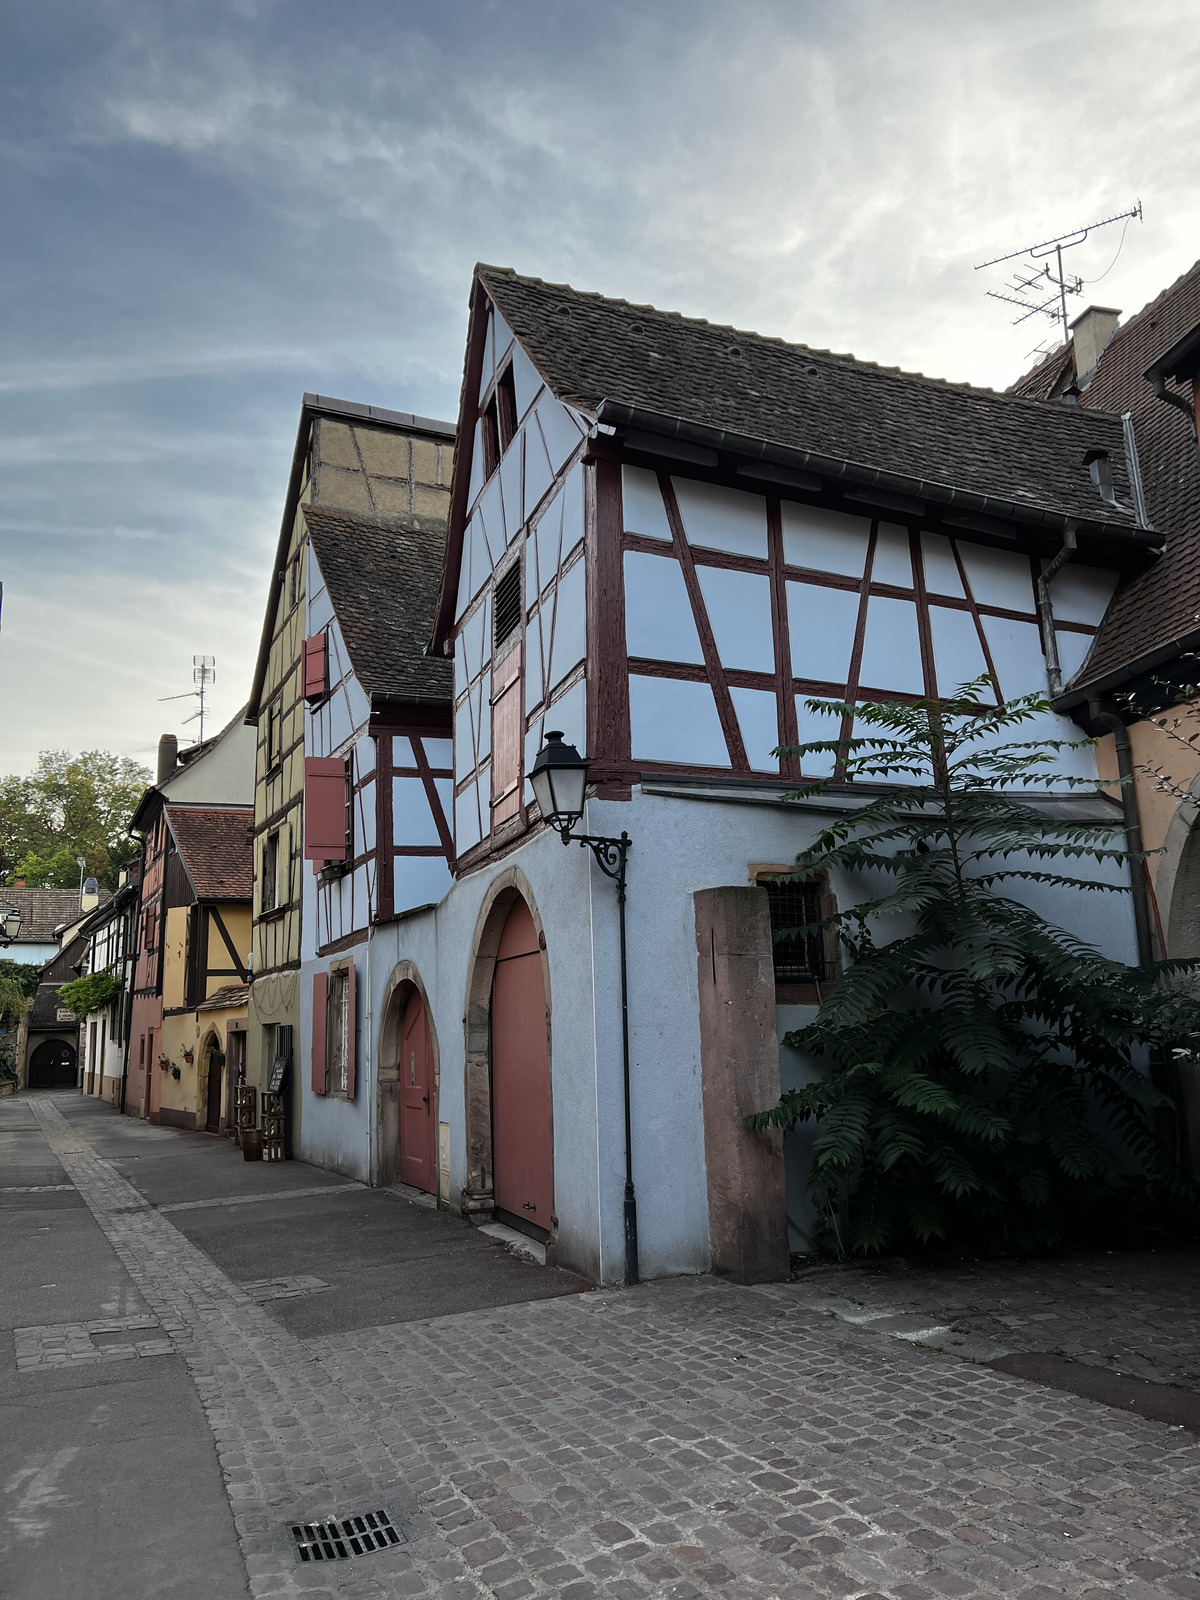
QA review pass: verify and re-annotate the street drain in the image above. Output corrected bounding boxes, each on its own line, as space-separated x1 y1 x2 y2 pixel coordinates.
288 1509 405 1562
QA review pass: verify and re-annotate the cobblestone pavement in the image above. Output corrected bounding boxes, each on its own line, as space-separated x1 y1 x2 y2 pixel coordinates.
786 1252 1200 1394
18 1094 1200 1599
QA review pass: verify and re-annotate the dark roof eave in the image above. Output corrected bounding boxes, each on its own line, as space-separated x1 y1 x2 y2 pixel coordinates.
1144 322 1200 383
368 690 454 710
1054 622 1200 712
596 399 1156 547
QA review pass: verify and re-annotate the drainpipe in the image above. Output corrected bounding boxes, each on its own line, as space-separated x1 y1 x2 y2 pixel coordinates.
1036 523 1078 697
1088 698 1154 967
1148 374 1199 442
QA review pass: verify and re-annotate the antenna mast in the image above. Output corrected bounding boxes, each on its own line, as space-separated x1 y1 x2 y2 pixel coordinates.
975 202 1142 351
158 655 217 746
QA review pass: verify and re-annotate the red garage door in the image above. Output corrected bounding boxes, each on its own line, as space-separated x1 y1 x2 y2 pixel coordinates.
491 900 552 1232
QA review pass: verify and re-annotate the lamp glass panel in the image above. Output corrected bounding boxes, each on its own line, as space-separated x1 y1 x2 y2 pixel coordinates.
547 761 587 823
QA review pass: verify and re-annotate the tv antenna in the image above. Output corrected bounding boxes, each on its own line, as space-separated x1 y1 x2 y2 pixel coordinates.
975 201 1142 350
158 655 216 745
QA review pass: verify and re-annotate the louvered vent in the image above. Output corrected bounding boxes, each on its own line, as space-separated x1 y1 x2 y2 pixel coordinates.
494 565 522 650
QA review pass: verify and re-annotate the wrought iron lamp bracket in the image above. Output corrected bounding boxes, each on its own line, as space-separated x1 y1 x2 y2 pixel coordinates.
559 829 630 889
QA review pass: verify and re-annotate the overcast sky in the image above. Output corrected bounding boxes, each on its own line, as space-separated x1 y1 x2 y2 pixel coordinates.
2 0 1198 774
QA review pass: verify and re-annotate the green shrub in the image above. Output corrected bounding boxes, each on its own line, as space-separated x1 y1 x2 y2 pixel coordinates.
749 679 1200 1256
58 972 121 1019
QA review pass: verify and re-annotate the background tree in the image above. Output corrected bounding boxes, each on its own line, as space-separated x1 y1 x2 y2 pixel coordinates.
749 680 1200 1256
0 750 152 891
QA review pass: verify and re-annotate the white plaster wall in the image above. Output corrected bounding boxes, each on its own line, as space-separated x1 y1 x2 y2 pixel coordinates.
297 781 1139 1282
163 720 255 807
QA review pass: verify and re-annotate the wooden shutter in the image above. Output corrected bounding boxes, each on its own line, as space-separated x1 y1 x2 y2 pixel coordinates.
344 964 357 1100
303 633 328 700
311 972 328 1094
304 757 348 860
491 643 523 827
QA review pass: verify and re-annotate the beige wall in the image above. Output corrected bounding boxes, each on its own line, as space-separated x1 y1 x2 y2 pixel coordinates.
1095 717 1200 889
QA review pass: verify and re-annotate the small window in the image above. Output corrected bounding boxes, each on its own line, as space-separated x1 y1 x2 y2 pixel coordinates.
262 832 280 913
266 700 282 769
481 395 500 478
762 876 826 985
496 364 518 449
328 970 350 1095
288 552 302 609
494 564 522 650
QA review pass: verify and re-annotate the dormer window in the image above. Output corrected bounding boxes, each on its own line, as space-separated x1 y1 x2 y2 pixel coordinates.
481 361 519 481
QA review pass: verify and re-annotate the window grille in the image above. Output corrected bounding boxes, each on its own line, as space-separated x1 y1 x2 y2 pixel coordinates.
328 971 350 1095
764 878 826 984
494 564 522 650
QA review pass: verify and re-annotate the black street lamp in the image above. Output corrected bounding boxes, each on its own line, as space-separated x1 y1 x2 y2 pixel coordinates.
0 905 22 947
529 732 638 1286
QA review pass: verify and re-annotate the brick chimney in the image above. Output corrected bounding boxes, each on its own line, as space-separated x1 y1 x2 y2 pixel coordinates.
1070 306 1121 385
12 877 25 889
157 733 179 786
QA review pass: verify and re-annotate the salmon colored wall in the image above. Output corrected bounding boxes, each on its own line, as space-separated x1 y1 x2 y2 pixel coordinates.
1095 713 1200 887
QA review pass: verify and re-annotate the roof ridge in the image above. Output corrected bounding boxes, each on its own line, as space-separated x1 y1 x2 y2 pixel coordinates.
476 263 1127 422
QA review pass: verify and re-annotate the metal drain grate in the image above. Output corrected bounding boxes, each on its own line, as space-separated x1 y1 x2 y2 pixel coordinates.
289 1508 405 1562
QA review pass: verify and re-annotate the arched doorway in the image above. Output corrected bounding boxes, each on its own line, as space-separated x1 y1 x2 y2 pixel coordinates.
491 899 553 1234
28 1039 77 1090
202 1033 223 1133
399 992 436 1192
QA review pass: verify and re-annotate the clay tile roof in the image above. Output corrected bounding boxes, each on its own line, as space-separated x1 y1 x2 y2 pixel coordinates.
165 807 253 900
4 887 110 946
303 504 453 704
1009 260 1200 691
477 264 1140 532
196 982 249 1013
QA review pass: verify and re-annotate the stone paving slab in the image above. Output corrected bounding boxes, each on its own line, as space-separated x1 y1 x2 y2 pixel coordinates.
308 1278 1200 1599
783 1251 1200 1394
21 1093 1200 1600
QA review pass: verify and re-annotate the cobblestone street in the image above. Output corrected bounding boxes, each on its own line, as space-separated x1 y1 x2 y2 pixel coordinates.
6 1092 1200 1599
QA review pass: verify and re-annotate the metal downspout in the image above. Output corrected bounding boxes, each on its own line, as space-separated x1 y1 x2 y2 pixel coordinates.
1036 523 1078 697
1149 375 1199 442
1088 699 1154 967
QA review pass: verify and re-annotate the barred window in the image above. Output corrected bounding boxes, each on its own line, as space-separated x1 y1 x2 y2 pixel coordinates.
763 877 825 984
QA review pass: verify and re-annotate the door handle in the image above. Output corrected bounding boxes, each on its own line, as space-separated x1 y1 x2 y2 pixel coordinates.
422 1094 429 1105
522 1202 536 1211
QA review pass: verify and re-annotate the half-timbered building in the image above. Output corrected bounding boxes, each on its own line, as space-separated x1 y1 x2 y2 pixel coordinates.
297 266 1160 1285
126 716 254 1120
298 504 454 1178
244 395 454 1112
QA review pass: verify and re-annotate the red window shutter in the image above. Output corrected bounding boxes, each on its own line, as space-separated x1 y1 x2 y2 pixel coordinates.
304 757 348 860
345 964 357 1101
303 633 328 700
311 972 328 1094
491 643 523 827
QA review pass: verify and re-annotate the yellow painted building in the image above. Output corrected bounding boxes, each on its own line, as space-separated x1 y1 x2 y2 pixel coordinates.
243 395 455 1110
153 806 253 1132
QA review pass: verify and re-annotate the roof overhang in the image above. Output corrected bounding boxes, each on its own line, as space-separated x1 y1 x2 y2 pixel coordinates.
247 395 456 722
1144 321 1200 384
597 399 1157 555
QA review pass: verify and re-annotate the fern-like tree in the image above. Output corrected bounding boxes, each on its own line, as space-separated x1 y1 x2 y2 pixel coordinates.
749 679 1200 1256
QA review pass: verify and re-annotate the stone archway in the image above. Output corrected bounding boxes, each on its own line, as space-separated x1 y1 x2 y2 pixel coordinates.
377 962 441 1192
28 1038 77 1090
199 1029 223 1133
461 868 553 1222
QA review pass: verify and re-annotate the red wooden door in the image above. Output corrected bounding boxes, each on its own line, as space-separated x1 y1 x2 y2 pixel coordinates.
399 991 436 1192
491 900 552 1230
